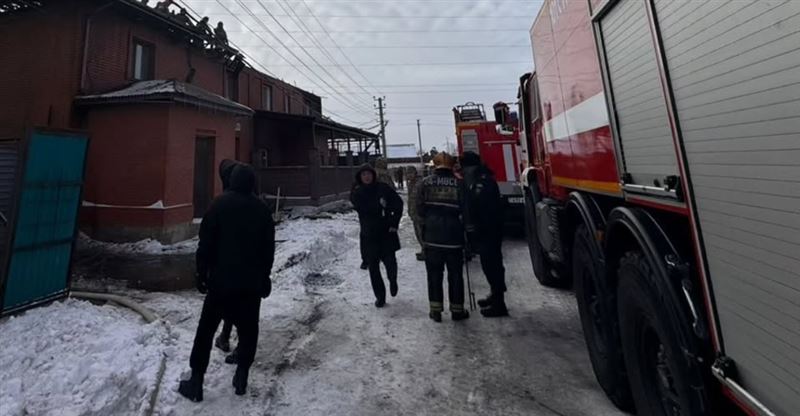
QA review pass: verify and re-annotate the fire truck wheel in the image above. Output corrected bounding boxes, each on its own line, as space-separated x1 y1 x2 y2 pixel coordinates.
618 251 709 416
524 194 555 286
573 225 634 411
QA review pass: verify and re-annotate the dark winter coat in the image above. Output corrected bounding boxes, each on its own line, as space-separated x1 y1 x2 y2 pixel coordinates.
350 164 404 261
197 164 276 296
415 168 465 249
463 164 504 244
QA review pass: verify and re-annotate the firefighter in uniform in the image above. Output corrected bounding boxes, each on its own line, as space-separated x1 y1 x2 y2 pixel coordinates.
405 166 425 261
416 153 469 322
461 151 508 317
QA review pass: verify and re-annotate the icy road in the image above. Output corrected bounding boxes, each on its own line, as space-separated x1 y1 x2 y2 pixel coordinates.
1 209 626 416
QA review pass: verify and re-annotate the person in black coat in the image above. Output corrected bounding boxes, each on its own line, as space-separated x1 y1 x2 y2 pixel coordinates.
461 151 508 317
416 153 469 322
350 163 403 307
179 164 275 401
215 159 238 354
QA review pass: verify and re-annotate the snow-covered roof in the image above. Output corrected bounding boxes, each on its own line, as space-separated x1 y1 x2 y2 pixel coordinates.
75 80 254 116
386 144 418 159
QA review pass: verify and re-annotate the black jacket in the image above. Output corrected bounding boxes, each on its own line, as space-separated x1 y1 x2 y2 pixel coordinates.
415 168 465 249
463 164 504 243
197 164 275 296
350 164 403 260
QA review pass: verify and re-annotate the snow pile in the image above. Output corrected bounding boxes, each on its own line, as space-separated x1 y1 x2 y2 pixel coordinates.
273 213 360 282
77 233 198 256
0 299 167 416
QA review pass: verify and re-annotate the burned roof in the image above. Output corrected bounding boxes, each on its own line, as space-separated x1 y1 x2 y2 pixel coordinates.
75 80 254 116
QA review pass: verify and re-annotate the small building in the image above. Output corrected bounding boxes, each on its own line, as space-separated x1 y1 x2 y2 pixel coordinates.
0 0 374 242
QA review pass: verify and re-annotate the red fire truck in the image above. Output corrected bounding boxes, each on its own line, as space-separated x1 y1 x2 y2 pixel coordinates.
453 102 524 221
518 1 799 415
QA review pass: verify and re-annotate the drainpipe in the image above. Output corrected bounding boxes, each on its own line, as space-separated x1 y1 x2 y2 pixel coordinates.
80 1 114 93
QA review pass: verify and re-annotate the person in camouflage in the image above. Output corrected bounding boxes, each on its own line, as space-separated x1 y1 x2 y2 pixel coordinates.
374 158 396 190
405 166 425 261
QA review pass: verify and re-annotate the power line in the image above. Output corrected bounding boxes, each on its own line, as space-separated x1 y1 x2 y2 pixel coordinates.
206 13 535 19
274 0 375 98
179 0 373 124
251 0 374 111
300 0 384 96
227 0 373 115
226 28 530 33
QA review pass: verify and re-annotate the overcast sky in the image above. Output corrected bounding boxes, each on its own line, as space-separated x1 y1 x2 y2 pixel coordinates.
181 0 544 153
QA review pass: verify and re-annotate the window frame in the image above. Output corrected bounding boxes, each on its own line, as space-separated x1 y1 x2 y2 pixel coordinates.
261 84 273 111
131 39 155 81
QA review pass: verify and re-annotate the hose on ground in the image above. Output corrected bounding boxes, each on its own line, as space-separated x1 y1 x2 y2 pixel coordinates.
70 291 169 416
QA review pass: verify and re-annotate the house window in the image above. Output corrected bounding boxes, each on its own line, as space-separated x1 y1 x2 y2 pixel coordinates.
262 85 272 111
225 71 239 101
132 40 155 80
304 103 311 116
284 94 290 113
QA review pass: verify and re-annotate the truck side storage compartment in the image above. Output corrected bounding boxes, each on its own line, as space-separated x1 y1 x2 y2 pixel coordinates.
655 0 800 413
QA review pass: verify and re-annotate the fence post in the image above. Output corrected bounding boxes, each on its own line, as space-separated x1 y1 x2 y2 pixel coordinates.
308 149 321 205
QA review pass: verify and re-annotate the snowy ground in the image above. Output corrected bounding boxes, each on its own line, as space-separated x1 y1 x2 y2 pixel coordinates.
1 201 627 416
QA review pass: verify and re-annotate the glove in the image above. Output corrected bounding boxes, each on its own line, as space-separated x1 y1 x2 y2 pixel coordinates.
261 277 272 299
195 272 208 295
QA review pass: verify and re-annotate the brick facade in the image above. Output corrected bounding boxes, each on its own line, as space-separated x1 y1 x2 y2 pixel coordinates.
0 0 324 242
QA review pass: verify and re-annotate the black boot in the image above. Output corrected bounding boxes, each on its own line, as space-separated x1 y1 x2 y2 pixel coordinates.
375 298 386 308
481 296 509 318
360 261 368 270
389 280 398 297
477 293 493 309
415 252 425 261
178 370 204 402
215 334 231 353
429 311 442 322
225 347 239 365
233 366 249 396
451 310 470 321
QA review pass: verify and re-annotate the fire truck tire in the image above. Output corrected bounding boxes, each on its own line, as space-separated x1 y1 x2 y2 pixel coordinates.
617 251 709 416
573 225 634 411
524 192 556 286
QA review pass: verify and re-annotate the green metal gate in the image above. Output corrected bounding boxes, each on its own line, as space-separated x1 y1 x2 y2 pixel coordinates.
0 129 89 314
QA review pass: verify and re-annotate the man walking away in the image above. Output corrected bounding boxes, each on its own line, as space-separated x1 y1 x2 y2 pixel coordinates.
461 151 508 317
405 166 425 261
416 153 469 322
351 164 404 307
179 164 275 401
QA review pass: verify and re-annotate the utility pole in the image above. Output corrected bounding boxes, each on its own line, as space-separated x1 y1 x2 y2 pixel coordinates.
417 119 424 164
374 96 387 156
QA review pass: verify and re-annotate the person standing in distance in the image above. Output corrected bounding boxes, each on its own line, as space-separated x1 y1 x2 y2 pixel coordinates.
179 164 275 401
350 164 404 307
416 153 469 322
461 151 508 317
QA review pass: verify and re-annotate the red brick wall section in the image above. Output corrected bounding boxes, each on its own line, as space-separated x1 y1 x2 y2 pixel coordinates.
165 105 237 217
0 1 85 137
85 9 226 96
82 103 169 228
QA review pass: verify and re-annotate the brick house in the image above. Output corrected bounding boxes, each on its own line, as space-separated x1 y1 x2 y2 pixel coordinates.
0 0 376 242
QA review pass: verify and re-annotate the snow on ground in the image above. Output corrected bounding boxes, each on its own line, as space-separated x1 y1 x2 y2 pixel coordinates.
77 233 199 256
2 202 626 416
0 299 167 416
